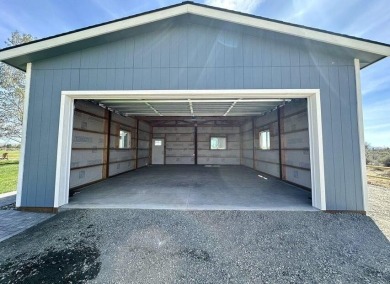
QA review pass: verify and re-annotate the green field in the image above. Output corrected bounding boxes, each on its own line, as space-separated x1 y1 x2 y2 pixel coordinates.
0 150 20 194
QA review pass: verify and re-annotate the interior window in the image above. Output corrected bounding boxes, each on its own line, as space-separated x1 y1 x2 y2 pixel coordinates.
259 130 270 150
119 130 131 148
210 137 227 150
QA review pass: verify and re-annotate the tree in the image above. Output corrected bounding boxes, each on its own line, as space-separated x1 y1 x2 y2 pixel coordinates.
0 31 35 143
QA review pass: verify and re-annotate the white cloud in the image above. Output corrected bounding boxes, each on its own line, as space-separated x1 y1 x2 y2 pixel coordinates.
204 0 264 13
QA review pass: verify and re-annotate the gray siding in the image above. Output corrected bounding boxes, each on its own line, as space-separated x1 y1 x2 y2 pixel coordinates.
23 19 362 210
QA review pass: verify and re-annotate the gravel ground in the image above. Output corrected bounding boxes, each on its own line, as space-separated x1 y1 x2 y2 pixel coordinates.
368 186 390 240
0 210 389 283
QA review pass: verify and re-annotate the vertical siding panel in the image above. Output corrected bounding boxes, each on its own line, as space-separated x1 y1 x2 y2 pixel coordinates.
70 69 80 90
96 69 107 90
124 38 134 68
133 69 142 89
329 66 346 210
79 69 89 90
178 25 188 68
300 66 311 88
252 67 262 88
133 36 143 68
196 26 208 67
205 28 216 68
234 67 244 88
169 68 179 89
234 33 243 67
87 69 98 90
348 66 364 210
187 25 197 67
115 40 126 68
290 66 300 88
243 35 254 67
224 31 234 67
123 69 133 89
263 67 272 88
319 66 336 209
114 69 125 90
244 67 254 88
151 68 161 89
261 35 272 66
215 31 224 67
224 67 235 89
271 67 281 88
206 68 216 89
36 70 53 206
169 28 179 67
160 67 170 89
142 69 152 90
45 70 63 207
151 31 161 68
27 70 45 206
339 66 356 210
178 68 188 89
253 36 262 66
216 67 224 88
281 67 291 89
142 33 152 68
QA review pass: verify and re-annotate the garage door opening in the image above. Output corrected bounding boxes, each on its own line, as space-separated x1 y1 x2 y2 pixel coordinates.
55 90 325 210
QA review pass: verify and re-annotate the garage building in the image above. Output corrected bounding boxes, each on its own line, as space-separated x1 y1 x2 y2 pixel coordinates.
0 2 389 213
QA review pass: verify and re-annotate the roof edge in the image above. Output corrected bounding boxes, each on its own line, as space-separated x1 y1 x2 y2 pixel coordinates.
1 1 389 63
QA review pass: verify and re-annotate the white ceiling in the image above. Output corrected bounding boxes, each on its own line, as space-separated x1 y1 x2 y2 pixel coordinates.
95 98 288 117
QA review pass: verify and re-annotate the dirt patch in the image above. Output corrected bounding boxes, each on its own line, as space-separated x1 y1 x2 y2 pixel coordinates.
368 186 390 240
0 241 101 284
367 167 390 189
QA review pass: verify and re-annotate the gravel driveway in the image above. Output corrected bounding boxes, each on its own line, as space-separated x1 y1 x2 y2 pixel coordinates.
0 210 389 283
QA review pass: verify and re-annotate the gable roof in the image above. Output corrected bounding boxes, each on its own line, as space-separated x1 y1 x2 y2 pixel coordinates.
1 1 389 71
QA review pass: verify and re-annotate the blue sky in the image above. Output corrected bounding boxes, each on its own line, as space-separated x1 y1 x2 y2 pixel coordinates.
1 0 389 146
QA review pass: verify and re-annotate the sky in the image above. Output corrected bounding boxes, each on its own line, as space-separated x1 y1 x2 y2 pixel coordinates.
0 0 389 147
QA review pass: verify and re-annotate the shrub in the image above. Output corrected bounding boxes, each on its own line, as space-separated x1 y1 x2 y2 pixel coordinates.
381 155 390 167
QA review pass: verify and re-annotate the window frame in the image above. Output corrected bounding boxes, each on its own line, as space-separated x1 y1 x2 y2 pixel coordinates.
259 130 270 150
119 129 131 149
210 136 227 150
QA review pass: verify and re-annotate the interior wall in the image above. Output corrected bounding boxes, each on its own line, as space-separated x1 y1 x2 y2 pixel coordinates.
137 121 152 167
197 126 240 165
241 120 254 168
109 113 137 176
280 100 311 188
70 101 150 189
70 101 107 188
153 126 195 164
253 111 281 177
243 99 311 189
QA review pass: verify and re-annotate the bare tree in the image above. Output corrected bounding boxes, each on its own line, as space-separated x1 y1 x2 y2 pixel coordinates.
0 31 35 142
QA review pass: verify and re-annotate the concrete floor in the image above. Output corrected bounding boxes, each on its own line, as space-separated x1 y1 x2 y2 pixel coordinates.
64 165 315 211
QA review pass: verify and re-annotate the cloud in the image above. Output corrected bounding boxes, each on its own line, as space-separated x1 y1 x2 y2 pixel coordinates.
204 0 264 13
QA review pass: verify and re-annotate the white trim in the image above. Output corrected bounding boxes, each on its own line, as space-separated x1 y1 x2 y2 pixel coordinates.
16 62 32 208
187 5 390 57
55 89 326 210
54 95 74 207
307 90 326 210
0 5 187 61
0 3 389 63
354 59 368 211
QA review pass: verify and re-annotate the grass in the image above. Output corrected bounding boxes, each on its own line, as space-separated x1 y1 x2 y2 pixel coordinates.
0 149 20 194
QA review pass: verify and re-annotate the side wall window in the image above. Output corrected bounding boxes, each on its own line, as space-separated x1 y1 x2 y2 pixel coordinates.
259 130 270 150
119 130 131 148
210 137 227 150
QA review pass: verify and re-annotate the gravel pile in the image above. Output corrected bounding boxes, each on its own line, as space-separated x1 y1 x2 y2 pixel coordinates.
0 210 389 283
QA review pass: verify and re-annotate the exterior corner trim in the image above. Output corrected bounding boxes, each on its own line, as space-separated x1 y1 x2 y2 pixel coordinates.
16 62 32 207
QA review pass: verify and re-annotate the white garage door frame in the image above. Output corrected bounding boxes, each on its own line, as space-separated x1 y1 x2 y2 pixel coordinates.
54 89 326 210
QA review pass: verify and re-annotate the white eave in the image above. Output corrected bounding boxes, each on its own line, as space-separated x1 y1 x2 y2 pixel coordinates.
0 2 389 64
